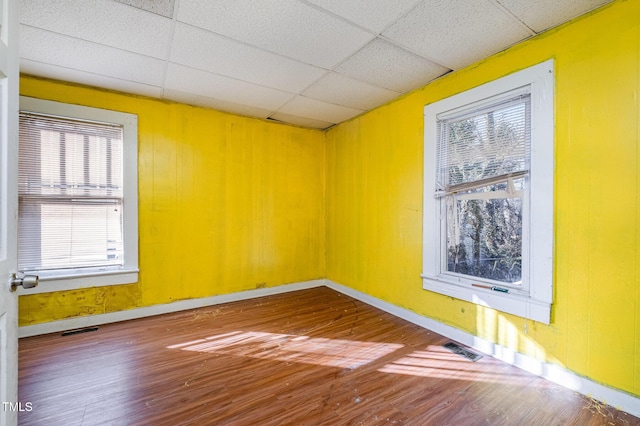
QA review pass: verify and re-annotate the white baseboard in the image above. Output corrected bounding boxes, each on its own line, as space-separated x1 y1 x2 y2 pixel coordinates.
19 277 640 418
323 279 640 419
18 279 325 338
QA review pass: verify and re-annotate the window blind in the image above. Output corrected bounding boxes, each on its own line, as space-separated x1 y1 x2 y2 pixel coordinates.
18 112 125 272
435 93 531 195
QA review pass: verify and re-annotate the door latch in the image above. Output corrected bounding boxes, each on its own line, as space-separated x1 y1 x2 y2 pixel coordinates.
10 273 39 292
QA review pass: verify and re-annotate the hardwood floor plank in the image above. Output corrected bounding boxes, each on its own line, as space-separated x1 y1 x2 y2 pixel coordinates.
18 287 640 425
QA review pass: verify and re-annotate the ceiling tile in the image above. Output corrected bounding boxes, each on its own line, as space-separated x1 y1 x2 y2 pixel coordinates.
164 63 295 111
304 0 422 33
176 0 374 68
163 90 275 119
497 0 612 33
113 0 176 18
277 96 363 124
170 23 326 93
20 59 164 99
21 0 173 59
382 0 532 70
336 38 449 93
20 26 166 86
268 112 334 130
303 72 400 110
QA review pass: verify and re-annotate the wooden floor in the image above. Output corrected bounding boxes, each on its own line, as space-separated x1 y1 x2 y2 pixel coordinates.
19 287 640 426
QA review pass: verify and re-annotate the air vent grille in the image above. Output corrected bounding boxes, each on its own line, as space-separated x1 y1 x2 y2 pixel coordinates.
61 326 99 337
443 341 483 362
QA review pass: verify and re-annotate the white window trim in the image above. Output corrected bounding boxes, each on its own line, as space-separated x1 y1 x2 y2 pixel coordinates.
17 96 138 294
422 60 554 324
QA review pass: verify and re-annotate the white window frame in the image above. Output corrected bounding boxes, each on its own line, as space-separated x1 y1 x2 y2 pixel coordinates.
18 96 138 294
422 60 554 324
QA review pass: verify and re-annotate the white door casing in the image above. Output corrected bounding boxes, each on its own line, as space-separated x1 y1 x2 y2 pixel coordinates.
0 0 20 425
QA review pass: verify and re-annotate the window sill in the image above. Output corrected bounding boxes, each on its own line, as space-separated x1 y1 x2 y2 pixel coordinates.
422 275 551 324
15 269 139 295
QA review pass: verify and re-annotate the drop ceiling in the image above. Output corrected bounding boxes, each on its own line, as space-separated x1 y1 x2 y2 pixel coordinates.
20 0 612 129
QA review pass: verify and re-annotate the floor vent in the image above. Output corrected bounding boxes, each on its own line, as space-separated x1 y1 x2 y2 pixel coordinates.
61 327 99 337
443 342 483 362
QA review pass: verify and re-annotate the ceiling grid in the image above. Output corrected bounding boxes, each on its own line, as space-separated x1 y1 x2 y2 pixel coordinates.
20 0 612 129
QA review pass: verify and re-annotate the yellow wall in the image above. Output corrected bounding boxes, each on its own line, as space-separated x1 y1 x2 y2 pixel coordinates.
326 0 640 397
18 77 326 324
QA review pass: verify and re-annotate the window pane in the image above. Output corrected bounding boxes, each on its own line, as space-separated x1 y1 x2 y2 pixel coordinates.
437 96 530 189
437 96 529 285
446 195 522 284
18 114 123 197
18 112 125 273
18 200 123 270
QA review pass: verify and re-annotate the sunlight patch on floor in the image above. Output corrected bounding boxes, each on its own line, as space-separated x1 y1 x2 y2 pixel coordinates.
378 345 536 385
167 331 404 369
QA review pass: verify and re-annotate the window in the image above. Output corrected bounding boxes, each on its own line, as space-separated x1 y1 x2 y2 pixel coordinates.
18 97 138 292
423 60 554 324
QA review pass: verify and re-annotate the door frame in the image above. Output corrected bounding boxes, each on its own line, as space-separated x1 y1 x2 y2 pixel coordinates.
0 0 21 424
